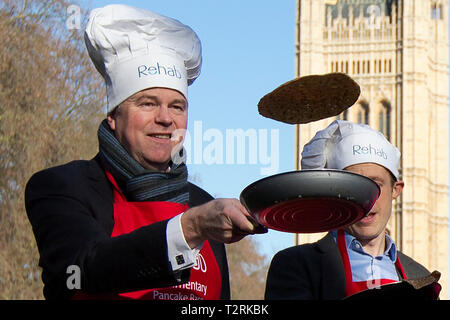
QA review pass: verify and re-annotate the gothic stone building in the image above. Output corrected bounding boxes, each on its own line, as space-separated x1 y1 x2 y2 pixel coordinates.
294 0 449 297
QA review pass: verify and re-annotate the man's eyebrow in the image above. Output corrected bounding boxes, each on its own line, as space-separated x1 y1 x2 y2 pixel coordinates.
129 94 186 106
172 99 187 106
133 94 158 103
368 176 384 183
123 93 156 104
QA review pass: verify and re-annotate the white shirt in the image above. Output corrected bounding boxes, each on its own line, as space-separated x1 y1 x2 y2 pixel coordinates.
166 213 203 272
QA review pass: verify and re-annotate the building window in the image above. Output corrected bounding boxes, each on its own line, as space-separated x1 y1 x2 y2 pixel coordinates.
356 102 369 124
431 3 443 19
336 110 348 121
379 100 391 140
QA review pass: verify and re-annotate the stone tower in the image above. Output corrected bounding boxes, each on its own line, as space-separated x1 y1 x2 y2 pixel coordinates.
294 0 449 297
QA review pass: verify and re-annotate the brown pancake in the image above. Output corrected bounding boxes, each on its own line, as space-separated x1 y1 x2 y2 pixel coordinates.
258 73 361 124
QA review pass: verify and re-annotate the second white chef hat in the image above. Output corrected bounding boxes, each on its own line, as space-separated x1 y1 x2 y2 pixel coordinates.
301 120 401 180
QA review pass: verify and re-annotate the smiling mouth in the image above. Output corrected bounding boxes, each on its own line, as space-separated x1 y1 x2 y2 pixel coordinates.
148 134 171 139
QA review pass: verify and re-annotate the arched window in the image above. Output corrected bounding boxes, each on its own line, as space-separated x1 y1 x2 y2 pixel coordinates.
336 110 348 121
356 101 369 124
431 2 443 19
378 100 391 140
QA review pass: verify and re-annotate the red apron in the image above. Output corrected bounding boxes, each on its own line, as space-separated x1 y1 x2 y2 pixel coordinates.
74 170 222 300
337 229 407 297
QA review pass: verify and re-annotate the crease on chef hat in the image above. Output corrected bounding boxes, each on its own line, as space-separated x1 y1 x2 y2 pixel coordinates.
301 121 340 170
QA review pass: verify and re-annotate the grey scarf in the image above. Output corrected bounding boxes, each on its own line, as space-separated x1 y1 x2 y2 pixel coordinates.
97 119 189 203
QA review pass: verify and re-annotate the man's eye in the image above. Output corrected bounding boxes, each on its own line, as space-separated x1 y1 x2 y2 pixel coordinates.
141 102 157 108
171 105 185 112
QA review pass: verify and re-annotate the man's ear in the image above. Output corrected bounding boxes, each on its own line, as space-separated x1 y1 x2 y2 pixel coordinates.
107 108 118 131
392 180 404 200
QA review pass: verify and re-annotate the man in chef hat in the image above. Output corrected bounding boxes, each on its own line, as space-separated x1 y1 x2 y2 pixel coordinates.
265 120 438 300
25 4 264 300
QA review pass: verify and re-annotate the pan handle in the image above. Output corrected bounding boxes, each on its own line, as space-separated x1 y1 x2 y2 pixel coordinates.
246 214 268 234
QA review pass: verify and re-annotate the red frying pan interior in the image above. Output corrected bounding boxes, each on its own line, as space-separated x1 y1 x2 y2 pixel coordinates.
256 197 366 233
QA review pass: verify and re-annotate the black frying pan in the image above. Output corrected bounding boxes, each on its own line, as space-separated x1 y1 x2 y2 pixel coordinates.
240 169 380 233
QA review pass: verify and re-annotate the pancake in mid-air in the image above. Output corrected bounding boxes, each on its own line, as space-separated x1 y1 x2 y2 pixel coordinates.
258 73 361 124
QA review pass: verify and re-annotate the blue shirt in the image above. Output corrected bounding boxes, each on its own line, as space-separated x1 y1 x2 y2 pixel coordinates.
331 230 399 283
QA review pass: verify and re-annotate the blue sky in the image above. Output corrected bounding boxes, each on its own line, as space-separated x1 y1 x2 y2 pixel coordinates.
85 0 298 258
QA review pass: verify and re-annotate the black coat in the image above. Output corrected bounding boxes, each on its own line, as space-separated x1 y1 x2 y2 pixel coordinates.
25 155 230 300
265 233 430 300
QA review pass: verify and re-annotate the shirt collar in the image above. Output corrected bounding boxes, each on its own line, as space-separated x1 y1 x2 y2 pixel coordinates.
384 233 397 262
332 230 398 262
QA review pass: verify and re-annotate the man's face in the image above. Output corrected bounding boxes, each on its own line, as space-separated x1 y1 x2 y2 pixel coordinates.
344 162 404 242
107 87 187 171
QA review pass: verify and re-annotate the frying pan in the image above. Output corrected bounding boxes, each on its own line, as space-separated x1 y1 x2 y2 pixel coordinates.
240 169 380 233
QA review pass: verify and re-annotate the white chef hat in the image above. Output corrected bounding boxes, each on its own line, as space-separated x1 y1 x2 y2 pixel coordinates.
84 4 202 112
301 120 401 180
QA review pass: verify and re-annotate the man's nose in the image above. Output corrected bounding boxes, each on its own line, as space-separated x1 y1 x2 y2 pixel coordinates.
155 105 173 126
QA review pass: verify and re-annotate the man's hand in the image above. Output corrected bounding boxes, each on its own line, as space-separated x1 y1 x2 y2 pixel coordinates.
181 198 267 248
